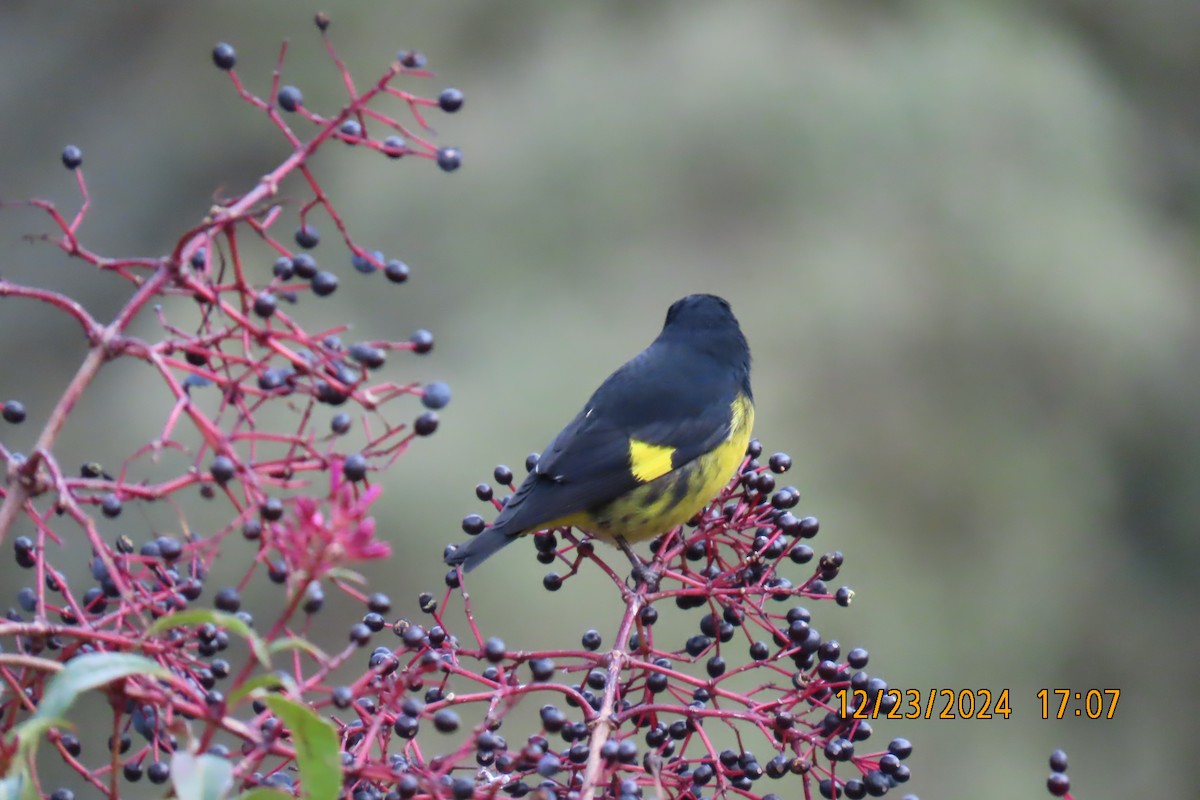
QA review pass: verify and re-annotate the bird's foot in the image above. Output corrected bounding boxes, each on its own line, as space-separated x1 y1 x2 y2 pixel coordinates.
629 564 660 593
617 536 660 593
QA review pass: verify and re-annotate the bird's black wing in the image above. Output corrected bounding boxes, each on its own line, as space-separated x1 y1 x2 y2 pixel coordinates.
490 347 737 536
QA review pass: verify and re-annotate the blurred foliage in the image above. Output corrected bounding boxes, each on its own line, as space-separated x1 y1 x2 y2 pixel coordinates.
1 1 1197 798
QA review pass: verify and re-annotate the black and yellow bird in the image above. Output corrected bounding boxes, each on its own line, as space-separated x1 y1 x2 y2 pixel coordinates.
444 294 753 573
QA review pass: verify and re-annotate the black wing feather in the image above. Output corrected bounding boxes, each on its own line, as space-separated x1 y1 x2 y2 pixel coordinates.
490 343 735 537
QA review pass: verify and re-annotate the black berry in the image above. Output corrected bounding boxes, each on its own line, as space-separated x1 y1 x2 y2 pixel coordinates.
484 637 506 662
349 623 371 645
351 250 382 273
768 452 792 473
295 224 320 249
311 271 338 297
438 88 464 112
2 401 26 424
156 536 183 561
397 50 426 68
348 343 385 370
383 135 407 159
331 412 352 435
61 145 83 170
433 709 460 733
343 454 368 482
214 587 240 612
147 761 170 784
530 658 555 681
410 329 434 354
292 253 318 278
211 43 236 70
1047 772 1070 797
253 292 277 318
421 382 451 409
101 494 122 518
260 498 284 522
277 86 303 112
798 516 820 538
210 455 236 485
384 259 410 282
436 147 462 172
414 412 438 436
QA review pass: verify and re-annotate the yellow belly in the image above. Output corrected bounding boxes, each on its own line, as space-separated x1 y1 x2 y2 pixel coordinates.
560 394 753 543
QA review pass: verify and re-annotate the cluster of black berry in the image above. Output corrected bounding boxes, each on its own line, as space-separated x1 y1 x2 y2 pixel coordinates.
0 16 464 800
1046 749 1071 798
429 441 918 799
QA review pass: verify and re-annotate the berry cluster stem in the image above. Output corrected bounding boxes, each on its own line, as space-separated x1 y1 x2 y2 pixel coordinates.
0 341 106 545
0 258 177 543
579 587 645 800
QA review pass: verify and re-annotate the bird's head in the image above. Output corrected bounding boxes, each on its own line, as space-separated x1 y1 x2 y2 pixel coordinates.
660 294 751 392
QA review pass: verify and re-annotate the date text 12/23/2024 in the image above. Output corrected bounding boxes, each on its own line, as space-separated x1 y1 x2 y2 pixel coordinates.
833 688 1121 720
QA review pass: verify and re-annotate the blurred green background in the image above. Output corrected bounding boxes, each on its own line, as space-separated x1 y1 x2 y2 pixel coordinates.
2 2 1198 798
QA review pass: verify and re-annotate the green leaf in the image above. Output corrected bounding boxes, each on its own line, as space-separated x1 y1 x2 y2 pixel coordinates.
234 789 295 800
2 656 164 795
0 773 27 800
146 609 269 667
170 752 234 800
325 568 366 586
6 653 170 766
6 769 39 800
267 636 327 661
262 697 340 800
227 672 299 707
5 717 67 754
35 653 169 728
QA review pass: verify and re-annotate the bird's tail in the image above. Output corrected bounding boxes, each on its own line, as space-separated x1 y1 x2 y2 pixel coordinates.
444 527 514 572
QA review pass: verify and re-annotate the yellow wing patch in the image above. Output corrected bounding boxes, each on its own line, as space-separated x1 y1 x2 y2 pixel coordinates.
628 439 676 483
